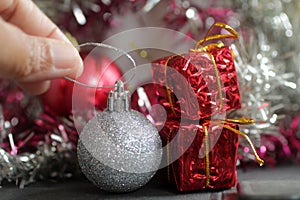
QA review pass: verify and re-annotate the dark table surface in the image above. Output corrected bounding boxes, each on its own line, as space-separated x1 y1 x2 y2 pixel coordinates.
1 165 300 200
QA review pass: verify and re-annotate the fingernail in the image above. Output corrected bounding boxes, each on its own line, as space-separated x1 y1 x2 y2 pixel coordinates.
63 32 80 48
55 29 80 51
52 42 83 75
55 28 73 45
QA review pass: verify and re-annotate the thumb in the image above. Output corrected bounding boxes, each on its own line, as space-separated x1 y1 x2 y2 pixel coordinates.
0 19 83 94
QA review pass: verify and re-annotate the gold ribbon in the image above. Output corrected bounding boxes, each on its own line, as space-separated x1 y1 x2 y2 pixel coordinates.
164 55 178 114
193 23 262 187
194 22 239 50
203 118 264 187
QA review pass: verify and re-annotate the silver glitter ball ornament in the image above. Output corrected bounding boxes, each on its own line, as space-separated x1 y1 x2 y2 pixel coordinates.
77 80 162 193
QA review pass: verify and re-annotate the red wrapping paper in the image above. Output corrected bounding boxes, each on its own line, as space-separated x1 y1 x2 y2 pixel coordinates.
152 46 241 120
161 120 239 191
149 39 242 191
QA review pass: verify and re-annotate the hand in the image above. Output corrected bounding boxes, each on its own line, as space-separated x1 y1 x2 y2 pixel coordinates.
0 0 83 95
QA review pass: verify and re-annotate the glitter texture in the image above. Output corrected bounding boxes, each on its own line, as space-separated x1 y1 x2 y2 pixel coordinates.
77 80 162 193
77 110 162 193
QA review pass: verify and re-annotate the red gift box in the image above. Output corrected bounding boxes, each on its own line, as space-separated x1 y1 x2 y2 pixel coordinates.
152 45 241 120
145 23 263 192
160 119 239 191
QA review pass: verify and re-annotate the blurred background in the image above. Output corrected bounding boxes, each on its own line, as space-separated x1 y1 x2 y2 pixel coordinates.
1 0 300 188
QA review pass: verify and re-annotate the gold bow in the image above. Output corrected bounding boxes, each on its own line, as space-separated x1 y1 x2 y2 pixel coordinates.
203 118 264 187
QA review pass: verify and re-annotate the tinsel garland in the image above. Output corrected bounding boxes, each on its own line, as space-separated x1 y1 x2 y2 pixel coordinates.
231 0 300 166
0 81 79 187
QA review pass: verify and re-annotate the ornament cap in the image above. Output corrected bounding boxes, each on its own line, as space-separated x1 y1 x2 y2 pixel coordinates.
107 80 130 112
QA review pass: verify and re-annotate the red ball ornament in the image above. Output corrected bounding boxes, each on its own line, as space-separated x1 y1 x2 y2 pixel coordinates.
41 78 72 116
41 52 122 116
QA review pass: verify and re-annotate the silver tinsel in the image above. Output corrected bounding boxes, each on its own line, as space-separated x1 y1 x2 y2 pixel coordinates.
0 115 79 188
77 81 162 193
228 0 300 163
0 80 80 188
232 0 300 115
0 139 77 188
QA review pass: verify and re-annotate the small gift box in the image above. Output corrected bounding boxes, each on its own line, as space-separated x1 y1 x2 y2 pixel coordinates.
148 23 263 191
160 120 239 191
152 43 241 120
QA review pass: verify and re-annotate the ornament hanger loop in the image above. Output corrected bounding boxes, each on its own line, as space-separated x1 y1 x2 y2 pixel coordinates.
64 42 136 89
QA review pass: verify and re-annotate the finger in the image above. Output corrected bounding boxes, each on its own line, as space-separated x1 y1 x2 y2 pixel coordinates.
0 18 83 94
0 0 70 43
17 81 51 95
